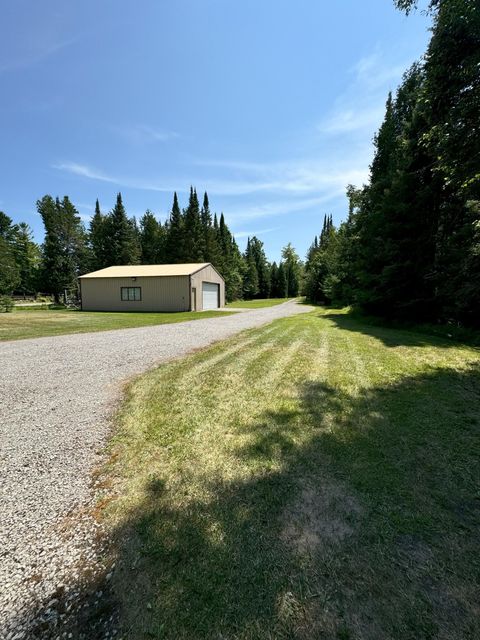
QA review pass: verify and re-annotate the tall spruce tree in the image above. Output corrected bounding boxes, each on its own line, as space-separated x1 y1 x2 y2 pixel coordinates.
247 236 270 298
183 187 204 262
270 261 279 297
216 213 244 300
421 0 480 323
140 210 164 263
0 212 20 296
243 239 259 299
104 193 141 266
165 192 185 263
201 192 219 264
37 195 87 301
88 199 108 270
277 262 287 298
11 222 40 295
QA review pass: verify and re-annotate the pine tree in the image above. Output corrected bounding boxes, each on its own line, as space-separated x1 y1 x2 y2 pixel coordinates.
215 213 243 300
281 243 302 297
88 199 108 270
226 235 245 301
183 187 204 262
277 262 287 298
11 222 40 295
270 261 279 296
140 210 163 263
420 0 480 324
201 192 218 263
104 193 141 266
243 239 259 299
0 212 20 296
37 195 87 301
165 192 185 263
247 236 270 298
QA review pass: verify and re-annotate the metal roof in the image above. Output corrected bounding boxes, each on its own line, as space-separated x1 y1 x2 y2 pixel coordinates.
79 263 211 278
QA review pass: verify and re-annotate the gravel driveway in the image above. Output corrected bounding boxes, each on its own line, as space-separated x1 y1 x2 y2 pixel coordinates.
0 300 312 638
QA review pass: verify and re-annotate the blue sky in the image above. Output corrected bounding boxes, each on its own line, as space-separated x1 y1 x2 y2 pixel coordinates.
0 0 432 262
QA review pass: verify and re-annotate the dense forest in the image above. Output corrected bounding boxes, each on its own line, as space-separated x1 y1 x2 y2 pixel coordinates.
0 188 302 305
1 0 478 324
305 0 480 327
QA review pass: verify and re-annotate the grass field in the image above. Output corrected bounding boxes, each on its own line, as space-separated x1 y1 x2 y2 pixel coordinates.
0 307 231 341
103 308 480 639
227 298 291 309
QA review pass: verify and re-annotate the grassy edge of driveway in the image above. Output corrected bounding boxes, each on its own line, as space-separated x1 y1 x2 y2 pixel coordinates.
0 308 233 342
227 298 294 309
97 307 480 640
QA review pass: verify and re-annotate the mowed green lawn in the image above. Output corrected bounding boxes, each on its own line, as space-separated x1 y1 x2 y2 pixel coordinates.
105 309 480 640
227 297 292 309
0 307 231 341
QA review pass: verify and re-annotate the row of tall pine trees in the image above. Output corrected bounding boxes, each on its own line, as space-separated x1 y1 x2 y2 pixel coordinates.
0 188 302 304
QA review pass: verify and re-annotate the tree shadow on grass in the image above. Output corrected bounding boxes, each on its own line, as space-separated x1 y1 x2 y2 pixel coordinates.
319 310 472 349
16 363 480 639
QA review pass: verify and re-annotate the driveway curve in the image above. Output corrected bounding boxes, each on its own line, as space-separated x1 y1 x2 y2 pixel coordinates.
0 300 312 637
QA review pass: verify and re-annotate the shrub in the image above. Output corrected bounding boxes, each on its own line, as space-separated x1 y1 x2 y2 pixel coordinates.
0 296 15 312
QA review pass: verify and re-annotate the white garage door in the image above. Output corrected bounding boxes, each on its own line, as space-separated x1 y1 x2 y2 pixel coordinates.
202 282 219 310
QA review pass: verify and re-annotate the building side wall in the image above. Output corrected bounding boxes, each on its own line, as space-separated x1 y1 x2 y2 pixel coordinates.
190 265 225 310
81 276 190 312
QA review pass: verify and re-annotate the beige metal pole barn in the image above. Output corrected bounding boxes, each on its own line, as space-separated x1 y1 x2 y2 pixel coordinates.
79 263 225 312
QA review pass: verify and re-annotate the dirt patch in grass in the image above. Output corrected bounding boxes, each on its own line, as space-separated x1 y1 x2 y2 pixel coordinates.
282 479 363 555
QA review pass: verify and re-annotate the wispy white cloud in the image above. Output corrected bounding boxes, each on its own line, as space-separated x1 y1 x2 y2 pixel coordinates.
52 161 274 195
319 105 386 135
192 153 371 195
351 51 408 91
115 125 179 145
317 48 411 136
226 192 345 224
53 157 368 198
52 162 120 185
0 37 78 73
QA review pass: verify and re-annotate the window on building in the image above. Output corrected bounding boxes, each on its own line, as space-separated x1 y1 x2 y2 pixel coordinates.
120 286 142 301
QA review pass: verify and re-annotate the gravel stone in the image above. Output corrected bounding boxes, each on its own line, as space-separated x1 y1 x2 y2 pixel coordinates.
0 301 312 637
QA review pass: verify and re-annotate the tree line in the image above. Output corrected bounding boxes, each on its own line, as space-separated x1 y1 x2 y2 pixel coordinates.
305 0 479 328
0 188 303 306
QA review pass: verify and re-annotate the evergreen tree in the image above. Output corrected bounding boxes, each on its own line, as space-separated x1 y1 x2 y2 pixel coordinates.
0 212 20 295
88 199 108 270
281 243 302 297
37 195 87 301
247 236 271 298
421 0 480 324
217 213 244 300
140 210 164 263
277 262 288 298
201 192 219 264
11 222 40 295
183 187 204 262
270 261 279 297
104 193 141 266
243 239 259 299
305 236 319 268
165 192 185 263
